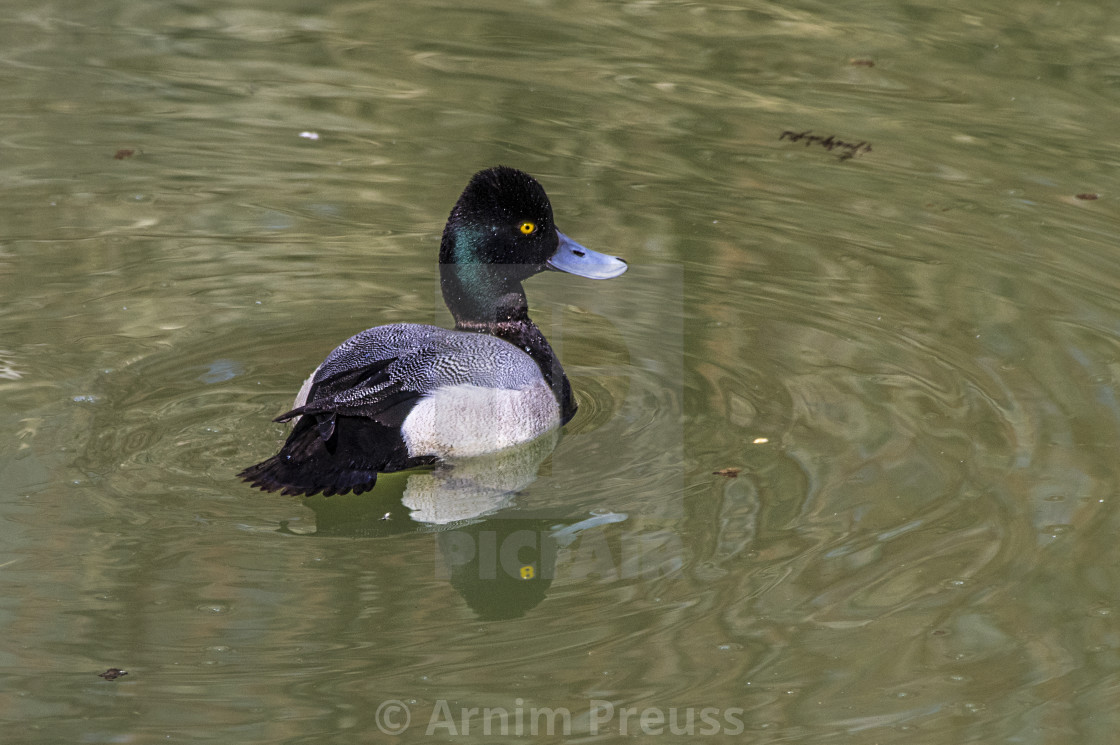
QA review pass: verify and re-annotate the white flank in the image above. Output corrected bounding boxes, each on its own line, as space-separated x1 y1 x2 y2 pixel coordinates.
401 384 560 458
291 367 320 412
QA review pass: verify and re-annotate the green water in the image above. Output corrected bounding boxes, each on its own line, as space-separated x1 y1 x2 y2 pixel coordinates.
3 1 1120 742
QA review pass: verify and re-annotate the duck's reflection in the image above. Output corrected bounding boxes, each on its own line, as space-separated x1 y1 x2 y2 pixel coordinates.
401 429 559 525
434 511 627 620
286 434 626 619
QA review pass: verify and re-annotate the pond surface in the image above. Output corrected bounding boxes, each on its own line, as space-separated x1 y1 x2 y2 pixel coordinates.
3 0 1120 742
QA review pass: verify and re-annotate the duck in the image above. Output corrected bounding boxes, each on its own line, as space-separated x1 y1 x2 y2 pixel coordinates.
239 166 628 496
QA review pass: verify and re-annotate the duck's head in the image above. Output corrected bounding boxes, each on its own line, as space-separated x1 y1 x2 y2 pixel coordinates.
439 167 627 325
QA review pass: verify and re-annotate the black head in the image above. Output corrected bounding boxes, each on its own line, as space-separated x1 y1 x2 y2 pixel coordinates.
439 166 559 275
438 167 626 327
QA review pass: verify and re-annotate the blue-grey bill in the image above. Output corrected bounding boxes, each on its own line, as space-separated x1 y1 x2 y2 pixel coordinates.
547 232 628 279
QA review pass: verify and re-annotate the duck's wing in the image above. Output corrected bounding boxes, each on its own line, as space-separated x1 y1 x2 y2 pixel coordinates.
238 325 545 497
237 413 434 497
238 357 433 497
276 358 420 435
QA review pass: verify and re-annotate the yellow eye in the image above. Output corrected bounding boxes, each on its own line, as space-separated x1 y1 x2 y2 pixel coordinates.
519 221 536 235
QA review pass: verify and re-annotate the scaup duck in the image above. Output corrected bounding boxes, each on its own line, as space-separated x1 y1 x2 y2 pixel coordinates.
239 166 627 496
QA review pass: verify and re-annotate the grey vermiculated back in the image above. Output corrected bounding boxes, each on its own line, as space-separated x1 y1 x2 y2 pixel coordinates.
313 323 546 406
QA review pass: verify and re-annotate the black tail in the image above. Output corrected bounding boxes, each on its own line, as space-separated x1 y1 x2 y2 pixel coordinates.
238 413 433 497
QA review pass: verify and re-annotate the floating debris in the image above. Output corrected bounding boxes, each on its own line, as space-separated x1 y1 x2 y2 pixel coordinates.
1075 193 1099 201
113 149 135 160
713 468 741 478
850 58 875 67
98 668 128 680
780 130 872 161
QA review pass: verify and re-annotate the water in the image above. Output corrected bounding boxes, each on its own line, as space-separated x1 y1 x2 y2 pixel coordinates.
3 0 1120 742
